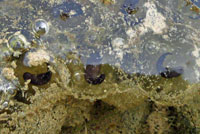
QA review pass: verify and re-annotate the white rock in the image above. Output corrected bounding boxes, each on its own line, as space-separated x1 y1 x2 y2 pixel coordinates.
144 2 167 34
23 49 51 67
141 2 167 34
111 37 127 61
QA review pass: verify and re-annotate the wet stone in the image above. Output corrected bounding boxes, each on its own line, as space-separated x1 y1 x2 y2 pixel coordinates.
1 101 8 109
0 72 17 94
22 49 52 67
0 71 18 111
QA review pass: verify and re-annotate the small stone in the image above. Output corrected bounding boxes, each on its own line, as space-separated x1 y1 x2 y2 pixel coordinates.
112 37 125 49
23 49 51 67
126 28 137 39
2 67 16 80
11 61 17 68
111 37 127 61
2 101 8 109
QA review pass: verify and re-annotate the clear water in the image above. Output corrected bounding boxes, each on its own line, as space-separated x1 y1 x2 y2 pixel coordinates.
0 0 200 86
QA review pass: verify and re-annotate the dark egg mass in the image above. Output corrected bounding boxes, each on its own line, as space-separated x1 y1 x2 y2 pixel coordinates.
156 53 184 78
23 71 52 85
84 64 105 85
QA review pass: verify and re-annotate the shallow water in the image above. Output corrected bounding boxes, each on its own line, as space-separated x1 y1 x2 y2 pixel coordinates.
0 0 200 133
0 0 200 83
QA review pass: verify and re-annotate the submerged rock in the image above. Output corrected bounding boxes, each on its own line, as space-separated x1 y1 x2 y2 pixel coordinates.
0 68 18 111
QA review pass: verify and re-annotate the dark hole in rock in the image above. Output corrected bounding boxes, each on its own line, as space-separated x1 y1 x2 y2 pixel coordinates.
91 100 115 117
14 90 31 104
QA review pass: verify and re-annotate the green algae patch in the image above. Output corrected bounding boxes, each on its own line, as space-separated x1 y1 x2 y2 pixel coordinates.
1 83 93 134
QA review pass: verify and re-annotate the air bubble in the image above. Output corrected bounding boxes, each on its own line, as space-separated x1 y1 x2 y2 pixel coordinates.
32 19 49 37
8 33 30 57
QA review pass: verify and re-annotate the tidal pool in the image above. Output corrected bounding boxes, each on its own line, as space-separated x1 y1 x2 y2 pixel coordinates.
0 0 200 133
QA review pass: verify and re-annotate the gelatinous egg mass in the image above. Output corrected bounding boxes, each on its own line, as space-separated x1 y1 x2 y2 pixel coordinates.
32 19 49 37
